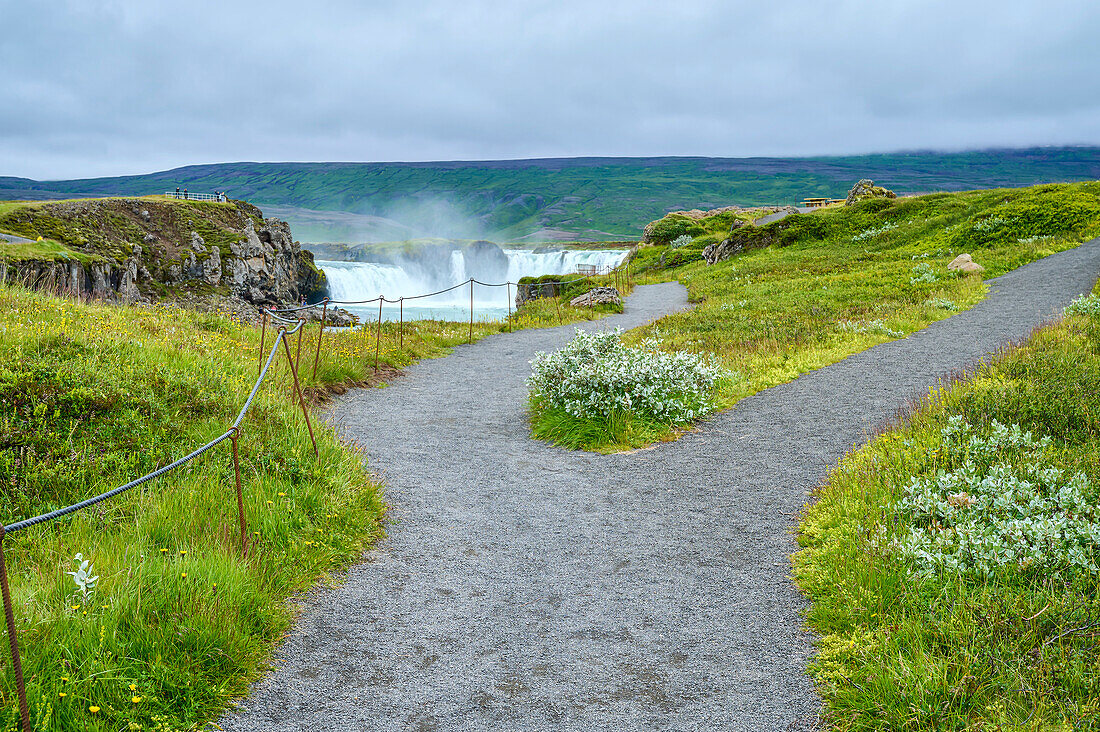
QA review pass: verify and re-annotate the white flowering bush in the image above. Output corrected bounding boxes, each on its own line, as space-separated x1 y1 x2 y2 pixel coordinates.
1064 293 1100 316
528 328 726 424
669 234 693 249
852 222 898 241
892 417 1100 577
838 319 905 338
909 263 939 284
65 553 99 605
972 215 1009 232
924 297 959 311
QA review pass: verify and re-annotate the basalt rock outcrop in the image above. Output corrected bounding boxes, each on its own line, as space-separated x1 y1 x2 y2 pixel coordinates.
641 205 795 245
845 179 897 206
569 287 622 307
0 197 328 308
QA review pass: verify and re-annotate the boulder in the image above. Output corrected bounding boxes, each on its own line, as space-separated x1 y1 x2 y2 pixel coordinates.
569 287 622 308
947 253 985 274
298 305 359 327
845 179 897 206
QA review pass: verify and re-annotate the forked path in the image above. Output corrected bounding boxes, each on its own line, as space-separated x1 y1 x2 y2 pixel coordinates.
223 239 1100 731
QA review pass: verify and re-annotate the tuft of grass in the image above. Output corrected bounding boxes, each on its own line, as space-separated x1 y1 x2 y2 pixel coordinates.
793 280 1100 730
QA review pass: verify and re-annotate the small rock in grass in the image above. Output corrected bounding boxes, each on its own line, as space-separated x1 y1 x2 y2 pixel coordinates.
569 287 622 308
948 253 985 274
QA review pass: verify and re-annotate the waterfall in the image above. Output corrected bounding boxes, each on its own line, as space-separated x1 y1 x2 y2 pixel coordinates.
317 247 629 307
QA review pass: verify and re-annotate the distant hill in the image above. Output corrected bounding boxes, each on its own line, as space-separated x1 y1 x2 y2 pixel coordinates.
3 148 1099 241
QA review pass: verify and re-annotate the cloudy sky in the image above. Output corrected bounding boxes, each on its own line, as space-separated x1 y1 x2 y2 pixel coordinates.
2 0 1099 180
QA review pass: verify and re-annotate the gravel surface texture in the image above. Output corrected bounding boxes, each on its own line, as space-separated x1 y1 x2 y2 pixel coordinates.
222 239 1100 731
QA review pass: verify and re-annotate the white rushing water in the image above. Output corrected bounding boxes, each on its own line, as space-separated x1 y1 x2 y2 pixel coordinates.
317 247 629 321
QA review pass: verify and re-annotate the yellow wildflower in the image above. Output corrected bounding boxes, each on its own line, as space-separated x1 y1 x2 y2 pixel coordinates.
131 695 142 704
89 706 100 713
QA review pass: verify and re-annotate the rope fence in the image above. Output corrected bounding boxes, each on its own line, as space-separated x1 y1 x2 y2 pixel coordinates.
283 263 635 379
0 259 634 731
0 316 315 732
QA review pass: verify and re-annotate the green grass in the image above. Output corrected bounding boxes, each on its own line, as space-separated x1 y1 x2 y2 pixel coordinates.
793 280 1100 730
578 182 1100 451
0 197 256 264
0 288 386 731
528 403 668 451
0 238 104 265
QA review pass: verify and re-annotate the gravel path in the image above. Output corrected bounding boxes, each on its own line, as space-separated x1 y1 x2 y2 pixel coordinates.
0 232 33 245
222 239 1100 732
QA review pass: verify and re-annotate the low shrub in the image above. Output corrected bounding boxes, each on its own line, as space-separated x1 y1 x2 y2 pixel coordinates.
891 417 1099 577
1065 293 1100 316
645 214 705 244
527 328 726 449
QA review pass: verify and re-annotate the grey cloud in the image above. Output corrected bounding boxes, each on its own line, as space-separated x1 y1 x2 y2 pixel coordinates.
1 0 1099 178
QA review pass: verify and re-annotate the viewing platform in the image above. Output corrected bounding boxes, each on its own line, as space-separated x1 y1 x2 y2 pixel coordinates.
163 190 228 202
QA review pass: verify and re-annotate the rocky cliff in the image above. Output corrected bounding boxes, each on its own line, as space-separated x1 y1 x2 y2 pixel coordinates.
0 197 327 308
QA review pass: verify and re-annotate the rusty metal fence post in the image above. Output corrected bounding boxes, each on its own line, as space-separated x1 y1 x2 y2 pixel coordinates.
374 299 383 371
0 528 30 732
312 301 328 380
257 311 268 377
468 279 474 344
399 298 404 349
506 282 512 332
295 318 304 374
230 431 249 554
281 331 319 458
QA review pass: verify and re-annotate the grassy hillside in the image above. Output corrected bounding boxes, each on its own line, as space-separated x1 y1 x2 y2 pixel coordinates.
3 148 1099 241
794 286 1100 729
528 182 1100 451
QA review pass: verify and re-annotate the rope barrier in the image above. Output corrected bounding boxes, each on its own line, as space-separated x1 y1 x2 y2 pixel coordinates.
0 318 313 732
271 264 623 315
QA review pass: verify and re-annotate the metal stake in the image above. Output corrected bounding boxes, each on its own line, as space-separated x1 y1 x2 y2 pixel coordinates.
399 298 404 349
468 279 474 344
283 331 319 457
230 432 248 554
257 311 268 377
506 283 512 332
295 319 304 375
375 299 383 371
312 301 328 380
0 529 30 732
